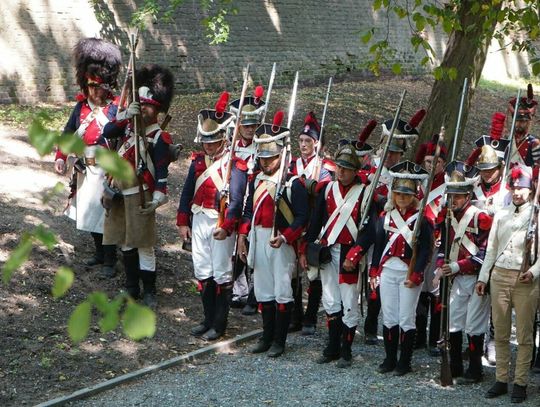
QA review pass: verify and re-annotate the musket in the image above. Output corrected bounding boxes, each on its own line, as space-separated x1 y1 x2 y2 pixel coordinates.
311 76 333 182
357 90 407 232
520 166 540 275
450 77 468 161
260 63 276 124
128 29 147 209
271 71 299 238
217 64 251 228
438 194 454 387
117 56 134 115
501 88 522 181
406 128 445 283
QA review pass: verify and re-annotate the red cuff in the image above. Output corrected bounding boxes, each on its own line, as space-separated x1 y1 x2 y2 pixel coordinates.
345 245 363 266
238 221 250 236
409 272 423 286
457 259 476 275
368 265 380 278
298 240 308 255
55 149 67 161
176 212 190 227
220 218 237 234
339 273 359 284
282 226 303 244
435 257 444 269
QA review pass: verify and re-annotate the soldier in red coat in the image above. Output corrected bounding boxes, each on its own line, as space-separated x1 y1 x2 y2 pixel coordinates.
102 64 175 307
237 112 309 358
177 92 247 340
433 161 493 384
299 143 369 367
54 38 121 277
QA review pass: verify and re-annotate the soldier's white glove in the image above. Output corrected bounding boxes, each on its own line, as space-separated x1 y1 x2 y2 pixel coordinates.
448 262 460 275
116 101 141 121
139 191 168 214
54 158 66 174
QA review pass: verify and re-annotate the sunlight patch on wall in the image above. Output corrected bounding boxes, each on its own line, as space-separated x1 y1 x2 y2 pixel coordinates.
264 0 282 35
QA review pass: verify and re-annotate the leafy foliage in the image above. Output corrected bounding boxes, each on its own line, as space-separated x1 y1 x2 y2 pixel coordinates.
363 0 540 77
131 0 237 44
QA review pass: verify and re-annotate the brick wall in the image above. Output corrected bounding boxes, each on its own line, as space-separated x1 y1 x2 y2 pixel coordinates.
0 0 529 104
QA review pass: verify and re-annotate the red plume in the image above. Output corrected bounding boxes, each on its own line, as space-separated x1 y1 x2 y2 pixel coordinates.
511 166 522 180
272 110 284 128
303 111 321 132
414 144 427 165
358 119 377 145
408 109 426 128
490 112 505 140
215 91 229 114
254 85 264 99
466 147 482 167
528 83 533 101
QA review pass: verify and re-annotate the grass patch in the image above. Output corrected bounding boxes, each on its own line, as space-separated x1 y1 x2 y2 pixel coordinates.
0 103 72 131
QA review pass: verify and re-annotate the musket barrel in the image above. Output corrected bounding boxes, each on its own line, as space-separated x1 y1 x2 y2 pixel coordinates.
450 77 468 161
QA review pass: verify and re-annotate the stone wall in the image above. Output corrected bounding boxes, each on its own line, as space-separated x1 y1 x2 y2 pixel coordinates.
0 0 530 104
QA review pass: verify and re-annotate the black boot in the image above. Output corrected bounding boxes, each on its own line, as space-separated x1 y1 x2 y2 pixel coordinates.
242 286 258 316
316 313 342 364
302 279 322 335
140 270 157 309
122 249 140 299
394 329 415 376
428 300 441 356
251 301 275 353
364 286 380 345
191 278 216 337
415 293 428 349
457 335 484 384
379 325 399 373
337 324 356 368
85 232 105 266
268 302 293 358
101 244 117 278
449 331 464 378
202 282 233 341
288 277 303 332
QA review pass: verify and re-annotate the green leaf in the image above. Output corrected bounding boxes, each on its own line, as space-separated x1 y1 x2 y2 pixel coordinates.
447 67 458 80
420 56 431 65
533 62 540 76
361 30 372 44
52 267 74 298
391 63 402 74
99 309 120 333
122 302 156 340
95 149 135 182
33 225 57 250
373 0 382 11
28 119 57 156
57 132 85 156
2 235 32 284
433 66 444 80
68 301 92 343
89 291 110 312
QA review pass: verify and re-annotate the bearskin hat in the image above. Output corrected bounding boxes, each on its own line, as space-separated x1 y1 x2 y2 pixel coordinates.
135 64 175 112
73 38 122 91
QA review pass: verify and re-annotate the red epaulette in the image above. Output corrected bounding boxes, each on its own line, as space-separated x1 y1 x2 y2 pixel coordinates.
234 156 248 172
160 131 173 145
75 93 86 102
191 151 205 161
477 211 494 230
323 158 336 173
315 179 331 194
357 170 370 185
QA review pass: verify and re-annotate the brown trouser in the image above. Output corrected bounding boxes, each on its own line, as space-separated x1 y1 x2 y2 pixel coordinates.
490 266 540 386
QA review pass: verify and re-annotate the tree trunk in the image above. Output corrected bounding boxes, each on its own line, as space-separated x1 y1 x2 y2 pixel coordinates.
417 1 502 161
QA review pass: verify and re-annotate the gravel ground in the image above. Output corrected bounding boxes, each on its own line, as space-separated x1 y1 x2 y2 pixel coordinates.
73 320 539 407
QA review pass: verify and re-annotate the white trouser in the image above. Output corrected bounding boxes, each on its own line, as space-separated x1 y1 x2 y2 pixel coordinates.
191 212 235 284
73 165 106 233
380 260 422 331
449 274 490 335
320 244 360 328
251 226 295 303
233 272 250 300
122 246 155 271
